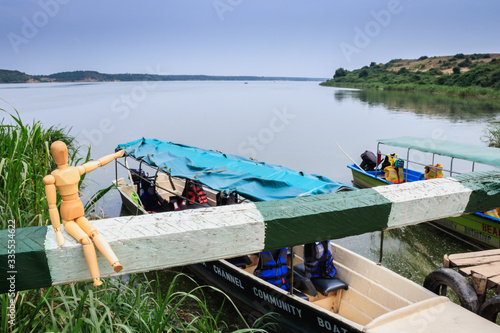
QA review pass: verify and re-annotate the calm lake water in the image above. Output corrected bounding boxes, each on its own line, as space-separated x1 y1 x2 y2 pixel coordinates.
2 80 500 291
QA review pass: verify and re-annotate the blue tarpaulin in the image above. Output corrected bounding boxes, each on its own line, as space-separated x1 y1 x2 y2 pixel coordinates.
117 138 352 202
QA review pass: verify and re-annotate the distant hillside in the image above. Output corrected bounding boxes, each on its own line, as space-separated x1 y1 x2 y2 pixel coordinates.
321 53 500 99
0 70 325 84
0 70 35 83
385 53 500 75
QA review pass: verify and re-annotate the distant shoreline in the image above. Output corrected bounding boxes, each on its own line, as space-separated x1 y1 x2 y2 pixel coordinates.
0 69 326 84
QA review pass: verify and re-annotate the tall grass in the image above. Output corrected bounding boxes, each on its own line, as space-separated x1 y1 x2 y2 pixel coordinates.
0 108 89 229
0 273 275 332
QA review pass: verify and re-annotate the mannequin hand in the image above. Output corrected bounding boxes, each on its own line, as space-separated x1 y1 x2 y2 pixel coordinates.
116 149 125 158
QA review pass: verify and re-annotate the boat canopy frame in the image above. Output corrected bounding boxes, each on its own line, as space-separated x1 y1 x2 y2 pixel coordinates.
375 136 500 178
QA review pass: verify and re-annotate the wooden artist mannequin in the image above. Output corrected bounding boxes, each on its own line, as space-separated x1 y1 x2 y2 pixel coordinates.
43 141 125 286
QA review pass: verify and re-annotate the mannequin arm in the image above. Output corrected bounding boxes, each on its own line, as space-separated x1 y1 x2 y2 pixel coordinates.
80 149 125 174
43 175 65 246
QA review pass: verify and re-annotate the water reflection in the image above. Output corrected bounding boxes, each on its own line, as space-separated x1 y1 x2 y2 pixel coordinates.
334 89 500 121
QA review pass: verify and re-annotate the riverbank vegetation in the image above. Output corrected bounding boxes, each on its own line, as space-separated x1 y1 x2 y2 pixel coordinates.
0 69 324 84
0 109 272 332
322 53 500 99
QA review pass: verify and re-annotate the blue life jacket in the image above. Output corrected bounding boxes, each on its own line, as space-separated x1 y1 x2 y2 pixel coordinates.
304 241 336 279
253 249 289 290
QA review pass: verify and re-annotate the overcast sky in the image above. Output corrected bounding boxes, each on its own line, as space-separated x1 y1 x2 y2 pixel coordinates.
1 0 499 78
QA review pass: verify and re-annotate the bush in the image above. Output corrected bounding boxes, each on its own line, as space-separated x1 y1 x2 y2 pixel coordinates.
358 68 369 78
418 56 428 60
397 67 409 74
388 58 402 64
334 67 347 78
428 68 443 75
458 59 472 68
484 124 500 147
453 67 461 74
453 53 466 60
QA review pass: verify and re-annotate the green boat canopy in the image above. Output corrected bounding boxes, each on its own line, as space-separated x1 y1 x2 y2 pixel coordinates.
117 138 353 202
378 137 500 168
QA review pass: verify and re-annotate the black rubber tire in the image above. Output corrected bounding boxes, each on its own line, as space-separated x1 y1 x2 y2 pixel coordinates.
479 295 500 322
423 268 479 313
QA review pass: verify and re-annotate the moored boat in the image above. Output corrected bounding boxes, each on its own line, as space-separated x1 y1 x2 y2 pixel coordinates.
348 136 500 248
113 137 499 332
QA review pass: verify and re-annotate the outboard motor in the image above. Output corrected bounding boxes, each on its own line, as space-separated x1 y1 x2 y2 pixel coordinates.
360 150 377 171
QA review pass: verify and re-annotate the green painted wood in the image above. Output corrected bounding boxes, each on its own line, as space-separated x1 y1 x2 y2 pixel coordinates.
455 171 500 214
2 171 500 292
0 226 52 293
256 188 393 250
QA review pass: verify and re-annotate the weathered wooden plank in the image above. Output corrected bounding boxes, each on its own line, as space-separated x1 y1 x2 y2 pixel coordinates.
471 265 500 278
448 249 500 262
448 255 500 268
1 204 266 293
488 274 500 285
460 263 500 278
1 171 500 293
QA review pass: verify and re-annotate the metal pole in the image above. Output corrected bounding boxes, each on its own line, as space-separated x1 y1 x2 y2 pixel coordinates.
289 246 294 295
406 148 410 181
378 230 384 266
376 142 381 173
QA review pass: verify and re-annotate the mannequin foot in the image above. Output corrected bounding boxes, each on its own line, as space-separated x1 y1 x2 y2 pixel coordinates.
113 262 123 273
93 278 103 287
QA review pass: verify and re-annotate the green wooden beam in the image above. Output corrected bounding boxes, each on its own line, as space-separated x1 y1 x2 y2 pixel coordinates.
1 171 499 293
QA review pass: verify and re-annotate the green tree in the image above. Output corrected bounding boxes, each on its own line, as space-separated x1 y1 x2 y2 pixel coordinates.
334 67 347 79
397 67 409 74
358 68 369 78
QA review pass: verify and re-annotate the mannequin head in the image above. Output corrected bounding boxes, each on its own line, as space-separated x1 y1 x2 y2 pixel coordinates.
50 141 69 167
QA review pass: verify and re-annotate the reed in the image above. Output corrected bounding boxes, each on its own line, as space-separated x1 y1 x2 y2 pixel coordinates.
0 273 274 332
0 108 89 229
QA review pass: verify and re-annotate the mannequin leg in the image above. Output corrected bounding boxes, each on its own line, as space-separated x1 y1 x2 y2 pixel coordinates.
63 220 102 286
75 216 123 273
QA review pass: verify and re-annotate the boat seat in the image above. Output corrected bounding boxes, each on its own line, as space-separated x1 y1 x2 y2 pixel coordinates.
226 256 252 269
292 289 309 301
294 263 348 297
292 269 318 296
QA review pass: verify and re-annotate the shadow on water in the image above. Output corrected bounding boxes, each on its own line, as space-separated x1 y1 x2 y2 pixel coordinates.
334 89 500 122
